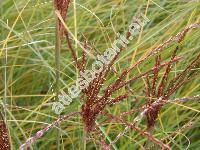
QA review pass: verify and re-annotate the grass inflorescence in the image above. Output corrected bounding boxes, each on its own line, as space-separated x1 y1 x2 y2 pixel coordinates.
0 0 200 149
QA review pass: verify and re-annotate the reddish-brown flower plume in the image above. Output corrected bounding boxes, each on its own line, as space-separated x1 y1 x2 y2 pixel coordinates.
0 114 10 150
54 0 71 37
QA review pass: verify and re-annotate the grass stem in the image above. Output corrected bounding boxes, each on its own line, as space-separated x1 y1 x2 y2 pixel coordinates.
55 12 61 150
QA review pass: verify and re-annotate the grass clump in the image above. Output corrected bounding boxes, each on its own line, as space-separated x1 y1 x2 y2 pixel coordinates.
0 0 200 149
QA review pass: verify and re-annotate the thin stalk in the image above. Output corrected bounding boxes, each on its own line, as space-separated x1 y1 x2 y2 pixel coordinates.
55 14 61 150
